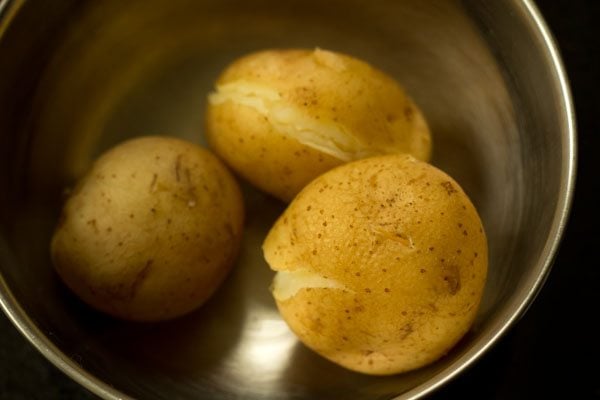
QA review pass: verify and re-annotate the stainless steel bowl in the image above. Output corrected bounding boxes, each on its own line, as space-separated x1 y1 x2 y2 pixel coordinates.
0 0 575 398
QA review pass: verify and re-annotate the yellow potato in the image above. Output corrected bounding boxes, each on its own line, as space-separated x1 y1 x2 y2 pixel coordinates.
51 136 244 321
206 48 431 202
263 154 487 375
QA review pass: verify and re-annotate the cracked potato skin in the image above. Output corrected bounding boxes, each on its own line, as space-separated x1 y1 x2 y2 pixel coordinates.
51 136 244 321
206 48 431 202
263 154 487 375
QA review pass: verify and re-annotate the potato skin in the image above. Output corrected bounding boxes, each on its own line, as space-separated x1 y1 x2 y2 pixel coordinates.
51 136 244 321
206 48 431 202
263 155 487 375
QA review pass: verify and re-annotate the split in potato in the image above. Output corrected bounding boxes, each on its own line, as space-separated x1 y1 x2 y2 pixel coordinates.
263 154 487 375
51 136 244 322
206 48 432 202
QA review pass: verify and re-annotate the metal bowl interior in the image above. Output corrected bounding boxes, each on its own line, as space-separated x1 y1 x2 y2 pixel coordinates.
0 0 575 399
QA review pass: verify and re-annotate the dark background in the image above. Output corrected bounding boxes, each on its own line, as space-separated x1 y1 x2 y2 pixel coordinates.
1 0 599 398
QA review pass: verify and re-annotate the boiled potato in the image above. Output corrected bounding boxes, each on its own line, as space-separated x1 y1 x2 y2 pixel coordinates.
206 48 431 202
51 136 244 321
263 154 487 375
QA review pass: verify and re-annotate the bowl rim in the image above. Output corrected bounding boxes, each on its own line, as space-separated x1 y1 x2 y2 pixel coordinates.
0 0 576 399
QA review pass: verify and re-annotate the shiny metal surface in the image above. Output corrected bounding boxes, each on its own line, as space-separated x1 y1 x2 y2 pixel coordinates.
0 0 575 399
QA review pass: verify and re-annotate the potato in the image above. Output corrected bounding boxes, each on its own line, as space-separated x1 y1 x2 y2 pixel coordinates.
263 154 487 375
206 48 431 202
50 136 244 321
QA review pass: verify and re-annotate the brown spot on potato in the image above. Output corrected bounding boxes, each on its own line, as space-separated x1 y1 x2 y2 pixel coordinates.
399 323 414 340
149 173 158 193
442 264 461 295
87 219 98 233
133 259 153 292
369 174 378 188
441 181 457 195
174 154 182 182
394 232 412 247
403 105 414 121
